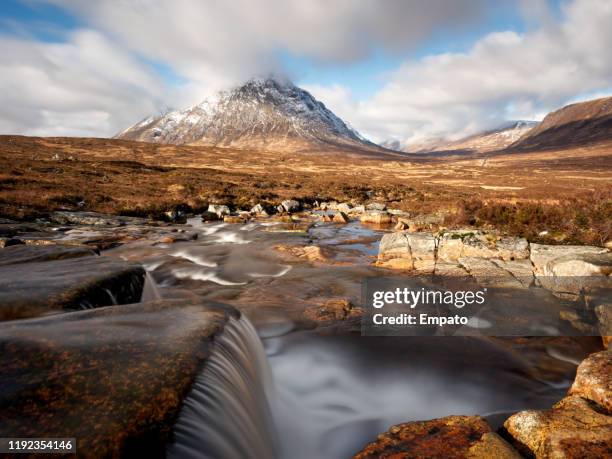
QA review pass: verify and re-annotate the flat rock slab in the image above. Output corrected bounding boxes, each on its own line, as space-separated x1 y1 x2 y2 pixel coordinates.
0 299 236 458
0 248 145 320
353 415 519 459
0 243 96 266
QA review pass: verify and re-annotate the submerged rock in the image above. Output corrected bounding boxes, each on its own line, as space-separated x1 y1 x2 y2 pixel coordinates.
504 396 612 458
0 246 144 320
0 299 236 458
353 416 519 459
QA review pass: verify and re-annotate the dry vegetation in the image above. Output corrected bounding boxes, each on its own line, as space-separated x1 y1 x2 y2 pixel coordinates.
1 135 610 245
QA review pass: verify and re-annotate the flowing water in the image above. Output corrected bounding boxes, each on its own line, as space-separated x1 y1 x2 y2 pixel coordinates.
99 217 597 458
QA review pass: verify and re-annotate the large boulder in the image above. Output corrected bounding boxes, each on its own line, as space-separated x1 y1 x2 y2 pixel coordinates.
0 246 145 321
0 299 236 458
353 416 520 459
504 396 612 458
569 350 612 413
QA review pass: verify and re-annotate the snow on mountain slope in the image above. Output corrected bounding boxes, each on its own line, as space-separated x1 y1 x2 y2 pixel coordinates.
116 78 378 151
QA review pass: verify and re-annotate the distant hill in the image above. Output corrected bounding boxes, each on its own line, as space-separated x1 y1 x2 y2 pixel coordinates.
116 78 381 152
510 97 612 151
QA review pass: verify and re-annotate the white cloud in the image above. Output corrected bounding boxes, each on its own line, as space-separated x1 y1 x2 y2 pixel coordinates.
308 0 612 146
2 0 612 142
0 30 167 136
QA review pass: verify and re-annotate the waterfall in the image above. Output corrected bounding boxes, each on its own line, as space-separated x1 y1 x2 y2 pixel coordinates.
167 314 279 459
140 271 162 302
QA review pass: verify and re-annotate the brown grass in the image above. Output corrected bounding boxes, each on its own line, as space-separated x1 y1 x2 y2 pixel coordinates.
1 135 610 244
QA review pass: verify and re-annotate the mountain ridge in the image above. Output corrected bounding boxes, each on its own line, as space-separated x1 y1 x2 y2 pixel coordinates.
509 96 612 151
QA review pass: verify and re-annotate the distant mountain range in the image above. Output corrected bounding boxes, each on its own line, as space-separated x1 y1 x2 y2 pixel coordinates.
116 78 379 152
383 121 539 154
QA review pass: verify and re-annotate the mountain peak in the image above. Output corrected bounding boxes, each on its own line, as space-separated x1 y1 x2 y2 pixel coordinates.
116 78 374 151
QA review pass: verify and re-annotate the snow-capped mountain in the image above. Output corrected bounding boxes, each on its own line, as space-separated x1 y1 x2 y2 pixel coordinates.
387 120 538 154
116 78 377 151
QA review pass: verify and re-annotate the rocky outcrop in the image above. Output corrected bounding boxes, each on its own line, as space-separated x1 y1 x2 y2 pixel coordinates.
353 416 520 459
504 396 612 458
0 299 236 458
0 245 144 320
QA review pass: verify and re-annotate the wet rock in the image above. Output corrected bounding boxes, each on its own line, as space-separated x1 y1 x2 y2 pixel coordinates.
353 416 511 459
360 210 393 225
332 211 350 223
0 248 144 320
275 244 334 263
207 204 230 218
303 298 362 324
349 205 365 214
365 202 386 211
504 396 612 458
281 199 300 213
0 243 96 266
569 350 612 412
0 299 236 458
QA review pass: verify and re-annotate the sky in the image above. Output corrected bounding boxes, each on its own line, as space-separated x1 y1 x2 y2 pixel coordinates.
1 0 611 146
